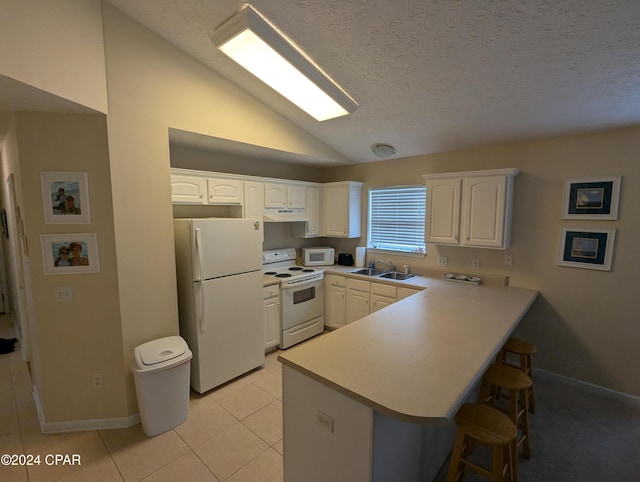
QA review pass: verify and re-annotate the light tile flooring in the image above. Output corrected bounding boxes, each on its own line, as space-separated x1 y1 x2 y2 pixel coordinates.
0 314 285 482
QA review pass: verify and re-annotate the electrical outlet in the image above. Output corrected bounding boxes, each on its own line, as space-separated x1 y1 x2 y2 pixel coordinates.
504 254 513 267
92 373 104 389
437 256 448 267
471 259 480 270
316 409 334 433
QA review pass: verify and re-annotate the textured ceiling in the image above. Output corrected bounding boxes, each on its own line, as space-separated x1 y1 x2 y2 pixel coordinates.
11 1 640 164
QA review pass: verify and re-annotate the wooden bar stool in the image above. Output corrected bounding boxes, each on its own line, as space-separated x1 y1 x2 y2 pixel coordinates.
479 363 532 459
496 337 537 413
446 403 518 482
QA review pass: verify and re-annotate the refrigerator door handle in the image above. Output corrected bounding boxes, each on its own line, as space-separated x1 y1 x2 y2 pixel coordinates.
195 280 206 334
194 227 203 282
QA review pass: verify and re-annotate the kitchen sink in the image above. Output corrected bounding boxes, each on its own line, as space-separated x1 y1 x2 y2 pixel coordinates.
378 272 417 280
349 268 389 276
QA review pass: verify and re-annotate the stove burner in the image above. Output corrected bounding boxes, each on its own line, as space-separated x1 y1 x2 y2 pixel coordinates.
264 271 277 275
302 268 315 272
276 273 292 278
288 267 304 271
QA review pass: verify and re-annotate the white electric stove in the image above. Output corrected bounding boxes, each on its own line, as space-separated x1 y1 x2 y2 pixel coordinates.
263 248 325 348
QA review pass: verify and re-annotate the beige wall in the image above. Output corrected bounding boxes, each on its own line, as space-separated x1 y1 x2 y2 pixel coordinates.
101 4 352 412
0 0 107 113
11 112 127 422
324 127 640 397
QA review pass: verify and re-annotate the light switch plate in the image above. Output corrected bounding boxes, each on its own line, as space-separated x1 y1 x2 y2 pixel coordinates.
316 409 334 433
437 256 448 267
55 286 73 302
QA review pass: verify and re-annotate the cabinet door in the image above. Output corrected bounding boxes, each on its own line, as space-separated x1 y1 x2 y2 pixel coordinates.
171 175 208 204
346 289 370 324
461 175 507 248
263 295 281 350
305 186 323 236
207 178 243 204
264 183 287 208
287 184 307 209
326 284 346 329
370 294 395 313
426 178 461 244
244 181 264 219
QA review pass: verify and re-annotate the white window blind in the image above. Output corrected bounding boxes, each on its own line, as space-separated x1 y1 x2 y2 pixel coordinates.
368 186 426 253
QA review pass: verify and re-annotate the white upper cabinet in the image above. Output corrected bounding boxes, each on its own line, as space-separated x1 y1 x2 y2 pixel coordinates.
424 169 519 249
324 181 363 238
207 178 243 205
171 174 242 205
293 185 323 238
171 175 208 204
244 181 264 219
264 182 306 209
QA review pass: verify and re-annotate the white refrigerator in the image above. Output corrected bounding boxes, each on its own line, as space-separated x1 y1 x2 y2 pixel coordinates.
174 218 265 393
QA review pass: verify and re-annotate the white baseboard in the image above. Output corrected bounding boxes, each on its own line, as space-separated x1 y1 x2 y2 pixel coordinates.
534 367 640 407
33 385 141 434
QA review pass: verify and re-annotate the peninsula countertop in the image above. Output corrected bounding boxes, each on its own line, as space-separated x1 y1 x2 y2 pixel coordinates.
277 276 538 424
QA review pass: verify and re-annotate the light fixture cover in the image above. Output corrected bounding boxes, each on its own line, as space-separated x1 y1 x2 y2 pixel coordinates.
210 5 358 121
371 144 396 158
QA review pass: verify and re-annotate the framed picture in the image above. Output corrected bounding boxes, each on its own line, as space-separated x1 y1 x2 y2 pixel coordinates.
562 176 621 220
557 227 615 271
41 172 91 224
40 233 100 274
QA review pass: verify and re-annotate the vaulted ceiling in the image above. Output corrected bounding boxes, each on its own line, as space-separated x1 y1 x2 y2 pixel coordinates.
5 1 640 165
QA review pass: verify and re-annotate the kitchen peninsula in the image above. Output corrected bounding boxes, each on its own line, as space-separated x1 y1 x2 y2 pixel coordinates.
278 277 538 482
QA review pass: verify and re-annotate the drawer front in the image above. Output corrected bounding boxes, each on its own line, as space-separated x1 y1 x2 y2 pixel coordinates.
347 278 370 292
330 275 347 288
370 282 397 298
263 285 280 300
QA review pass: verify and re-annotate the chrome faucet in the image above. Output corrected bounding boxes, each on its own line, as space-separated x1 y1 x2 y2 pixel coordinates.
376 259 396 272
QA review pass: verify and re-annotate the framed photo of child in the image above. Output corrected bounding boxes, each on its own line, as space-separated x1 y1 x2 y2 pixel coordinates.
41 233 100 274
41 172 91 224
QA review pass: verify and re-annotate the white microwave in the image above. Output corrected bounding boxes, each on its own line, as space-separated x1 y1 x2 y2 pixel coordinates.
302 247 335 266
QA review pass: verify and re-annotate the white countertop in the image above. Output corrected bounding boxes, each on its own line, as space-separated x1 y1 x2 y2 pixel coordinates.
278 276 538 424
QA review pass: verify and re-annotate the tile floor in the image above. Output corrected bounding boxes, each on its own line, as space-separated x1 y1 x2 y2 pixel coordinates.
0 314 285 482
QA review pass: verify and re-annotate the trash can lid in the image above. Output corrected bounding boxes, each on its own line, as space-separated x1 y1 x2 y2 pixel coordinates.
134 336 189 367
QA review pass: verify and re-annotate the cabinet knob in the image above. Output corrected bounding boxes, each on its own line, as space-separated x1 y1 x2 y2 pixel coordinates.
199 194 203 198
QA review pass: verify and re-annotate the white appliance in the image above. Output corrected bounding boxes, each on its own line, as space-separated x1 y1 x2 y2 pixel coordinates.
263 248 324 349
174 218 265 393
301 246 335 266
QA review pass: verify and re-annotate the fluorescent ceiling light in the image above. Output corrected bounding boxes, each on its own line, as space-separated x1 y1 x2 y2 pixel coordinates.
210 5 358 121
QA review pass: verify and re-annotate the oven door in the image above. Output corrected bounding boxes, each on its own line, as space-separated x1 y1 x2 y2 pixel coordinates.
280 278 324 331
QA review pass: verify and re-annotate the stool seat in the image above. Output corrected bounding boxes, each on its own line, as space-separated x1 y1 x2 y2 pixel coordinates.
497 337 537 413
503 337 537 356
447 403 517 482
484 364 532 392
479 364 532 460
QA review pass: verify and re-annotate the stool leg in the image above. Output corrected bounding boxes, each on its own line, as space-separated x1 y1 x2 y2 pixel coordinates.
520 388 531 459
523 354 535 413
491 444 504 482
509 439 518 482
446 429 466 482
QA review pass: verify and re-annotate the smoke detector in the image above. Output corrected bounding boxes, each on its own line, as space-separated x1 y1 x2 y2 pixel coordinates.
371 143 396 159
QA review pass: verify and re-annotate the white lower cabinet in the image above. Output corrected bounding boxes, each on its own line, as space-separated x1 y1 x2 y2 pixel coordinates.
325 274 347 329
263 285 281 351
370 283 397 313
330 276 424 327
346 278 370 324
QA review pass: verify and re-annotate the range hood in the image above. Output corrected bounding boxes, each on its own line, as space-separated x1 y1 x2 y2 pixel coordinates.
263 208 309 222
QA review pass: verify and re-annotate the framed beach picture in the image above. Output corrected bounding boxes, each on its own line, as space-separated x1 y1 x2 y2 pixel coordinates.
41 172 91 224
41 233 100 274
557 227 615 271
561 176 621 220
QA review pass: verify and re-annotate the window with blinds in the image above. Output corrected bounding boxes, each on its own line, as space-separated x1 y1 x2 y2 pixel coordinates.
368 186 426 253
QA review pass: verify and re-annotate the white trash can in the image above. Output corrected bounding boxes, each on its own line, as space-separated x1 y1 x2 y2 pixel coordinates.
131 336 192 436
